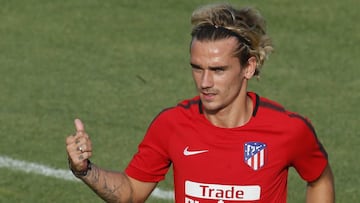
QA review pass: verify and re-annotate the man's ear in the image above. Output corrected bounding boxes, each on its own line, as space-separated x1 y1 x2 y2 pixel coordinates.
244 56 257 79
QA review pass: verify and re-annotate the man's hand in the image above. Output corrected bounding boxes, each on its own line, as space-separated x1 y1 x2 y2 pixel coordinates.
65 119 93 172
65 118 157 202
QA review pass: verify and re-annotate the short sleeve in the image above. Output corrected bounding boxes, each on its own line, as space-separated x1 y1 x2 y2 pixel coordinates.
290 116 328 182
125 109 173 182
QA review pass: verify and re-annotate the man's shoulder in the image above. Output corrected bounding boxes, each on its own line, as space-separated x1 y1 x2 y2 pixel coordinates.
258 95 287 113
152 96 201 121
249 92 294 115
248 92 287 117
176 96 201 110
254 93 314 131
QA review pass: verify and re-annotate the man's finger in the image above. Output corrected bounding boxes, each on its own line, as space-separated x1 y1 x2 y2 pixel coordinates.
74 118 85 132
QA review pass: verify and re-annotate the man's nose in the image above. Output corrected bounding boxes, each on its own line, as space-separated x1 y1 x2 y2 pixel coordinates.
200 70 214 89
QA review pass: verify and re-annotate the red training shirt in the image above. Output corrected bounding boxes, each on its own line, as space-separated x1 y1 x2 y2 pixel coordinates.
125 92 328 203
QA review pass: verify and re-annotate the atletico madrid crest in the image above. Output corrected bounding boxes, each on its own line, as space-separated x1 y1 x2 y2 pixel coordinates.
244 142 267 171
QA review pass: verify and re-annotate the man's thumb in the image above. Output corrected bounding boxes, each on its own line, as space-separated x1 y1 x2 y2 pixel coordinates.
74 118 85 132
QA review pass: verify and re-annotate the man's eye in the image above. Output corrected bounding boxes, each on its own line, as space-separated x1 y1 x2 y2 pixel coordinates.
214 68 224 73
192 66 202 72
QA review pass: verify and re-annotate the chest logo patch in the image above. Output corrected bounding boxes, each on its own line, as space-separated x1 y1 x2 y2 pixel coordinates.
244 142 267 171
183 146 209 156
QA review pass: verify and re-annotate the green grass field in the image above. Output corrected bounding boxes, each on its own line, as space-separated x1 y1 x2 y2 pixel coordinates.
0 0 359 202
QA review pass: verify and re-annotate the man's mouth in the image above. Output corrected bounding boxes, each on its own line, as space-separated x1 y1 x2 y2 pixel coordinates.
201 92 216 100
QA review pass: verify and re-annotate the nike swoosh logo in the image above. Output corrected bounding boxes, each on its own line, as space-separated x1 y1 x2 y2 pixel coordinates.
183 146 209 156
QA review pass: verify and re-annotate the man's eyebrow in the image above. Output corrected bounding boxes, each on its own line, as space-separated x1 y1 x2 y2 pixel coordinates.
209 65 228 70
190 63 201 69
190 63 228 70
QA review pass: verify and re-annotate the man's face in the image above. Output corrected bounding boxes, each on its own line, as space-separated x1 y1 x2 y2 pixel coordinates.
190 37 247 114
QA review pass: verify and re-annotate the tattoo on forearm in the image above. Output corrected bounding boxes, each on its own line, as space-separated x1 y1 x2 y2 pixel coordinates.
90 166 100 184
86 167 132 203
103 177 122 201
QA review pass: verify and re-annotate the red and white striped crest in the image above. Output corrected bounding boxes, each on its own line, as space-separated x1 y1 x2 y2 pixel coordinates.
244 142 267 171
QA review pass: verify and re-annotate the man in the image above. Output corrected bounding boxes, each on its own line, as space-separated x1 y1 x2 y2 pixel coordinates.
66 3 335 203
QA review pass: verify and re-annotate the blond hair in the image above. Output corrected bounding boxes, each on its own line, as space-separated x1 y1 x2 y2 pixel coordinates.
191 3 273 76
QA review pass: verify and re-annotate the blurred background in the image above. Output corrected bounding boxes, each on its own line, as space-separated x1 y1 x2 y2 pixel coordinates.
0 0 359 202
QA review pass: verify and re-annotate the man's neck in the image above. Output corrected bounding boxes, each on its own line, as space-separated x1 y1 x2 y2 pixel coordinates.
204 92 253 128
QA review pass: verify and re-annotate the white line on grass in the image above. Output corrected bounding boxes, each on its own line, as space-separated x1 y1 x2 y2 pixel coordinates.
0 155 174 200
0 155 78 181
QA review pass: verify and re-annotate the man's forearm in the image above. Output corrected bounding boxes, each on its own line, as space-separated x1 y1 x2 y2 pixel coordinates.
80 164 133 203
306 165 335 203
